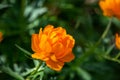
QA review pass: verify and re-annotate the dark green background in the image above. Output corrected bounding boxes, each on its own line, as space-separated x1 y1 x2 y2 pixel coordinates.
0 0 120 80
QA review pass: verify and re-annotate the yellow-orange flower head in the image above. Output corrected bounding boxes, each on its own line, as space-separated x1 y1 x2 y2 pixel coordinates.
99 0 120 19
31 25 75 71
115 33 120 49
0 32 3 42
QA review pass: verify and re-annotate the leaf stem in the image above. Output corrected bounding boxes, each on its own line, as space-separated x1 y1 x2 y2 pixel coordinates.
115 52 120 59
31 61 43 75
75 18 112 65
15 44 31 56
25 61 43 80
96 18 112 45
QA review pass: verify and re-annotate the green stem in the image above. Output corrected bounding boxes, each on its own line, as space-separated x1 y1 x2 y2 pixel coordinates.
75 18 112 65
96 18 112 45
104 56 120 64
15 44 31 56
31 61 42 75
115 52 120 59
26 61 43 80
105 44 115 55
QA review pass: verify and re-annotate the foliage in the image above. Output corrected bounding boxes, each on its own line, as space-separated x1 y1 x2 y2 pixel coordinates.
0 0 120 80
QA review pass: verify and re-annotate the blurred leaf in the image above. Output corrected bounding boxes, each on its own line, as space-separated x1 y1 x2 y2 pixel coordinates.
25 7 47 22
112 18 120 28
15 44 31 57
0 4 11 15
0 4 11 10
13 63 22 73
1 66 24 80
76 67 91 80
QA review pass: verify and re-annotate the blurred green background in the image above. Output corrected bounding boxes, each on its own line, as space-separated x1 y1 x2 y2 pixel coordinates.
0 0 120 80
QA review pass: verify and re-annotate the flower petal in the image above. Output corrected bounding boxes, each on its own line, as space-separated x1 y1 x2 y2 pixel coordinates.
99 0 120 19
115 33 120 49
0 32 3 42
32 52 49 61
46 59 64 71
62 35 75 48
53 43 64 52
43 25 54 35
59 52 75 62
52 43 66 58
53 27 66 36
32 34 41 52
38 28 43 39
39 34 51 53
50 54 58 62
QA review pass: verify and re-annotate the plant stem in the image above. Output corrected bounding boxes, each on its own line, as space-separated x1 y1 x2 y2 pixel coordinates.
31 61 42 75
96 18 112 45
115 52 120 59
26 61 43 80
15 44 31 56
104 55 120 64
105 44 115 55
75 18 112 65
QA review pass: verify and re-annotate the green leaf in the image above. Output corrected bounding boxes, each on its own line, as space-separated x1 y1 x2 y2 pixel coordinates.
1 66 24 80
76 67 91 80
15 44 31 56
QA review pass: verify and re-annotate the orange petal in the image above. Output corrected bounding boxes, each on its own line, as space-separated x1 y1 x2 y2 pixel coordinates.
54 35 75 59
43 25 54 35
39 34 51 53
0 32 3 42
38 28 43 39
40 34 47 47
99 0 120 19
32 34 41 52
59 52 75 62
52 43 66 58
52 43 64 52
46 59 64 71
50 54 58 62
56 48 72 59
62 35 75 48
115 33 120 49
32 52 49 61
49 32 60 45
53 27 66 36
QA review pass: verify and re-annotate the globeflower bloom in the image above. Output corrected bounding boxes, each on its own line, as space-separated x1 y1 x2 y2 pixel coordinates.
115 33 120 49
0 32 3 42
31 25 75 71
99 0 120 19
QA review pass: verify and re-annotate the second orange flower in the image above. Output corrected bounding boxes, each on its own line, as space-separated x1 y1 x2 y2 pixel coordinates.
31 25 75 71
99 0 120 19
115 33 120 50
0 32 3 42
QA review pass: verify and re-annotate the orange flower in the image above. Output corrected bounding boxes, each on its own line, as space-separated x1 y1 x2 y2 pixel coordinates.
115 33 120 49
0 32 3 42
31 25 75 71
99 0 120 19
